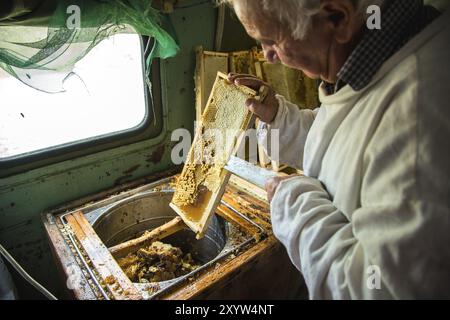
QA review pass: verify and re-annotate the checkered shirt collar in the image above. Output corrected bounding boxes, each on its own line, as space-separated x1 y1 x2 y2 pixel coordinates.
334 0 424 92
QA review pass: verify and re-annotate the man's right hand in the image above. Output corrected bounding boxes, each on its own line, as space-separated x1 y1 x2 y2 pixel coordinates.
228 73 279 124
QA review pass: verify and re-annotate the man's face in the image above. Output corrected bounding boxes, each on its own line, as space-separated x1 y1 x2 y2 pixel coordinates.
234 0 356 84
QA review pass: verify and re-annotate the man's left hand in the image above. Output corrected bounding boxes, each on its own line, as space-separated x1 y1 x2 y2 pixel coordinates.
265 175 302 203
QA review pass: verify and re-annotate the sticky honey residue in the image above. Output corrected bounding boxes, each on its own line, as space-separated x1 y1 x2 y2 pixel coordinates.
176 190 213 224
172 77 254 220
117 241 199 283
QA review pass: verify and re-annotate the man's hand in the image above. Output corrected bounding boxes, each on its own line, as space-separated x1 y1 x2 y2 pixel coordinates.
228 73 279 124
265 175 302 203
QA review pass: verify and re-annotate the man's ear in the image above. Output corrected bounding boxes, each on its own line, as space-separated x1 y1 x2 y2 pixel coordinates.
319 0 361 44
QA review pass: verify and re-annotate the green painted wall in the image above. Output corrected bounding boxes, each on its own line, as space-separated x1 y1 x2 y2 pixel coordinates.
0 0 251 299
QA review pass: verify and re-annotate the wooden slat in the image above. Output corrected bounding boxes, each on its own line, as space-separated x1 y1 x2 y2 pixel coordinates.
163 236 280 300
228 174 268 202
195 46 229 122
42 214 98 300
226 182 270 213
221 193 272 232
252 53 272 170
66 211 142 300
215 205 261 240
109 217 185 259
224 185 272 229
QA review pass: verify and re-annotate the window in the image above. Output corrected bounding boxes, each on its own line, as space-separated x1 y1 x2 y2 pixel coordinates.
0 33 147 159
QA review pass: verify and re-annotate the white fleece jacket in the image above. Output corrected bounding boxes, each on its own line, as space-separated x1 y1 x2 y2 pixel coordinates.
258 9 450 299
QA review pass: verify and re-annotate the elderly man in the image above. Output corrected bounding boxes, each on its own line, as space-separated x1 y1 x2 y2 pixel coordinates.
223 0 450 299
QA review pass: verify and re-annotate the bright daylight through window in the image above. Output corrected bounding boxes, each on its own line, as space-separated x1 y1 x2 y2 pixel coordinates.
0 32 147 158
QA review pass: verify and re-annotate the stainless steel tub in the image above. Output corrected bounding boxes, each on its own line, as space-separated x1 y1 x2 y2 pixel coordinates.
91 191 227 277
60 188 253 299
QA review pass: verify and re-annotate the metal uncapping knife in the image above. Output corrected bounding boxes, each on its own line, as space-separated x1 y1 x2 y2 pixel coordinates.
224 155 280 189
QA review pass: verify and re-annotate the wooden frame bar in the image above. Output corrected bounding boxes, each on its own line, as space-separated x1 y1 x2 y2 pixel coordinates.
171 72 257 238
65 211 142 300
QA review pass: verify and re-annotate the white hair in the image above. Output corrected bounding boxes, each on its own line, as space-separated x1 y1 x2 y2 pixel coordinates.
219 0 385 40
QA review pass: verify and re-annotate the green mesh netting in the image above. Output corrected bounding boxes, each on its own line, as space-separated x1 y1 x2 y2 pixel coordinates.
0 0 179 92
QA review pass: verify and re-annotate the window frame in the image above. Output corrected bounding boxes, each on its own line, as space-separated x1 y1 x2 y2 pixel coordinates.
0 35 164 178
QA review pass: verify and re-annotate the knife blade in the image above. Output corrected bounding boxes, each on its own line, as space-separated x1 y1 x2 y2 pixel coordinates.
224 155 279 189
